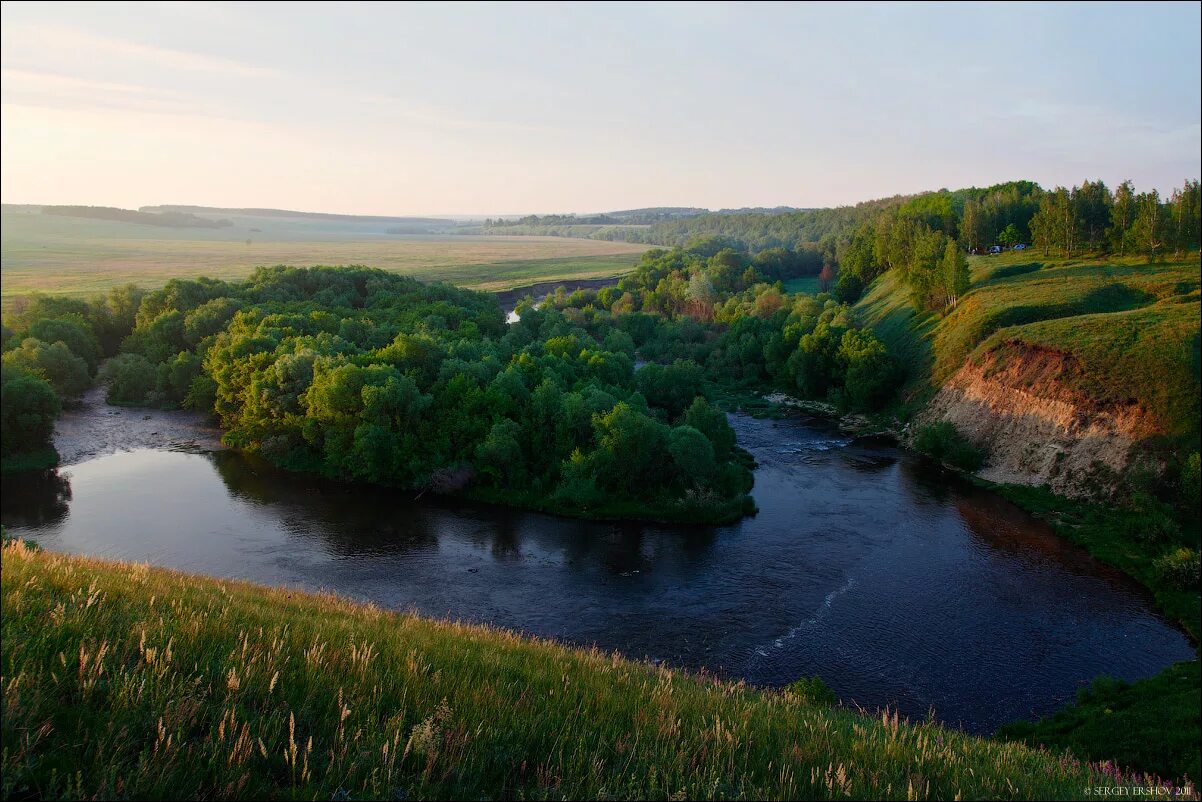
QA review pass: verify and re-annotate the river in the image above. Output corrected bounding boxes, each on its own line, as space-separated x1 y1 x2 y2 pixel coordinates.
1 397 1192 734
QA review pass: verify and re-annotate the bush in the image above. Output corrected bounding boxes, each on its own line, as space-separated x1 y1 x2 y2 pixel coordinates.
101 353 157 405
0 366 61 458
785 675 838 706
1179 452 1200 518
1 338 90 398
27 316 103 373
1154 548 1200 590
1117 493 1182 544
913 421 985 471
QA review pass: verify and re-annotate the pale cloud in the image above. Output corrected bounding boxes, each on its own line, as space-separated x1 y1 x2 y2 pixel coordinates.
0 68 194 115
2 24 278 77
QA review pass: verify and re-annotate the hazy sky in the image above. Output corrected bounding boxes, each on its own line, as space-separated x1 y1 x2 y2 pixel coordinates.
2 1 1199 215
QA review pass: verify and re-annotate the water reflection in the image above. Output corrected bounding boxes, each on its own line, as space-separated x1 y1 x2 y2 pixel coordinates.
1 413 1193 734
1 469 71 529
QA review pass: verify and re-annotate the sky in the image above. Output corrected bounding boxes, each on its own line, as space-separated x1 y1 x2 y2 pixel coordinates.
1 1 1199 216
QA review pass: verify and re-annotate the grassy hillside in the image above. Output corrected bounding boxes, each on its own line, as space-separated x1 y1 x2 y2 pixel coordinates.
0 210 644 308
1 540 1117 801
998 661 1200 783
856 251 1202 438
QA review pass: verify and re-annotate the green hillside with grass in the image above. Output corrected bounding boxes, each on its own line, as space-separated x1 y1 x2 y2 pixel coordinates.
856 251 1202 440
1 540 1116 801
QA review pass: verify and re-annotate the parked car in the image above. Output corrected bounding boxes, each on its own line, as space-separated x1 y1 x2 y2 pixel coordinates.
1012 243 1027 250
988 245 1003 255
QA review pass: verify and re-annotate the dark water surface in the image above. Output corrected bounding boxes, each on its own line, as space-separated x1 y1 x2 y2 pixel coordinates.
2 413 1192 733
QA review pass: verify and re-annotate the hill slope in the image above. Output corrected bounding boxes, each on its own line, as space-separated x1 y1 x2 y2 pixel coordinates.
1 541 1109 800
856 252 1201 495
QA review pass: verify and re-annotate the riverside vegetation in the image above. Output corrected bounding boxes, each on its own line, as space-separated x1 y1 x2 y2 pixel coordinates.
1 176 1199 793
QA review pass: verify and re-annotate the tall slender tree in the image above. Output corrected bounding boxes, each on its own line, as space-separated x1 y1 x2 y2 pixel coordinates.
942 238 970 310
1056 186 1076 256
1030 193 1056 256
1169 179 1201 258
1073 179 1111 251
1131 190 1167 261
959 199 984 253
1109 180 1136 256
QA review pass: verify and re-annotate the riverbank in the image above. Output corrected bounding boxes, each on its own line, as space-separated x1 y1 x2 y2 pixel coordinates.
53 382 224 466
736 385 1201 781
491 275 621 310
1 539 1144 801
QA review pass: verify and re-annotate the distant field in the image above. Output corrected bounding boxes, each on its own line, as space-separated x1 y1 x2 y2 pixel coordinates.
0 211 645 307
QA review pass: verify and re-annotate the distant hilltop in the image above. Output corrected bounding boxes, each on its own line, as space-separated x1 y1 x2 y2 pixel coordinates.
140 205 454 226
40 205 233 229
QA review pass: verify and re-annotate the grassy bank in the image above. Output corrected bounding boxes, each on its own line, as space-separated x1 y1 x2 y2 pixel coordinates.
982 482 1200 782
998 662 1200 784
2 541 1129 800
988 484 1199 639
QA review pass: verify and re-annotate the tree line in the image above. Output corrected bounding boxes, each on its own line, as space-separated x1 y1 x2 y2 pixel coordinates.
834 178 1200 313
1029 180 1200 260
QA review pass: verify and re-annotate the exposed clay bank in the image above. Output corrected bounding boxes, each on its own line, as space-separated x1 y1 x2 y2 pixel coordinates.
1 401 1192 734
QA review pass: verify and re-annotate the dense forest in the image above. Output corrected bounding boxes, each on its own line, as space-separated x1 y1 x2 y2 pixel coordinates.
3 267 760 522
484 207 708 227
1 241 901 522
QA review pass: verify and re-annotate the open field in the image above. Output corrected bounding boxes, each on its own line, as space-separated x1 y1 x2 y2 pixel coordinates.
782 275 822 294
856 250 1202 436
1 539 1126 801
0 210 645 307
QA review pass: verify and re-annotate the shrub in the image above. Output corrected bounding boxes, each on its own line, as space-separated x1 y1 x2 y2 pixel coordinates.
1 338 91 398
1154 548 1200 590
913 421 985 471
1118 493 1182 544
785 675 838 706
27 316 103 373
1179 452 1200 518
0 365 60 458
101 353 157 405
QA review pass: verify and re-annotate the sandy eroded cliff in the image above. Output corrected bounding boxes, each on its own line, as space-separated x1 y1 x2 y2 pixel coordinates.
916 342 1160 496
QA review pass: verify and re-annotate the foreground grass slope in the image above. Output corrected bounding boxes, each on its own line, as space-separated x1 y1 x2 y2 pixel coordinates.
2 542 1114 801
